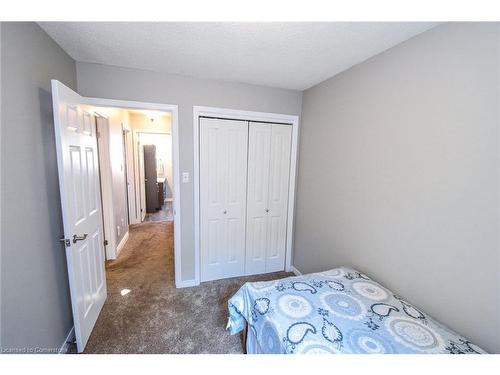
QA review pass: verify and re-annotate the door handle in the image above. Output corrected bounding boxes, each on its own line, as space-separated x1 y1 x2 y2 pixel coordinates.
265 209 269 213
73 234 88 243
223 210 227 214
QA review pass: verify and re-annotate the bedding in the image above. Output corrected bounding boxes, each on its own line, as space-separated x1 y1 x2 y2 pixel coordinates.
227 266 486 354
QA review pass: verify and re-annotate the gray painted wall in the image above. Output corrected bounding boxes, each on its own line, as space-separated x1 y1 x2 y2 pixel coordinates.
0 20 3 350
294 23 500 353
76 63 303 281
1 23 77 351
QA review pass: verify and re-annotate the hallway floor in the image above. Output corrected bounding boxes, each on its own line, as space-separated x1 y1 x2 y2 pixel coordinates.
83 221 292 353
144 201 174 222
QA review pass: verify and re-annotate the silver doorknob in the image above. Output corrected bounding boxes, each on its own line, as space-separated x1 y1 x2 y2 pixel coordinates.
223 210 227 214
73 234 88 243
265 209 269 213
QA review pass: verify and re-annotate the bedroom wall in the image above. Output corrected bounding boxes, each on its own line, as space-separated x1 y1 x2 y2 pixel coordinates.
294 22 500 353
76 62 303 282
1 22 76 351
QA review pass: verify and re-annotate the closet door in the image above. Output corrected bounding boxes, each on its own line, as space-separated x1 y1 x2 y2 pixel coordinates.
266 124 292 272
246 122 292 275
200 118 248 281
245 123 272 275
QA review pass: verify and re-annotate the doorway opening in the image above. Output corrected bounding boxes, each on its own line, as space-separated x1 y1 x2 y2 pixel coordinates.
136 129 174 223
94 107 176 260
85 106 177 353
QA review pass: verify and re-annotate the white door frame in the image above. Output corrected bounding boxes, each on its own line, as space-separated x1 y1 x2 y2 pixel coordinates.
86 97 183 288
193 106 300 286
133 129 172 223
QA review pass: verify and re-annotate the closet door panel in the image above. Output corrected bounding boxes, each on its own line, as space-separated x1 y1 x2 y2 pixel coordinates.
206 218 224 266
266 124 292 272
200 118 248 281
245 123 271 275
200 120 226 280
224 124 249 269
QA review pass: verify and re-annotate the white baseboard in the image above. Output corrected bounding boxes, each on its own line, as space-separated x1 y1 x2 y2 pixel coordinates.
116 231 129 257
176 279 197 288
291 265 302 276
58 326 75 354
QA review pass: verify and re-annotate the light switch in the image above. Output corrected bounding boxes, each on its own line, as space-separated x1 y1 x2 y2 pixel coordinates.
182 172 190 183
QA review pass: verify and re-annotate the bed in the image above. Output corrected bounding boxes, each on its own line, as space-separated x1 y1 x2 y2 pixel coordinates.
227 266 486 354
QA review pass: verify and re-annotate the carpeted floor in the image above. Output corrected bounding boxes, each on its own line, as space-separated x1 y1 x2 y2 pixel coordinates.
83 221 292 353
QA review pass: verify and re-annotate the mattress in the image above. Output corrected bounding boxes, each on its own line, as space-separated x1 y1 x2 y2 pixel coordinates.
227 266 486 354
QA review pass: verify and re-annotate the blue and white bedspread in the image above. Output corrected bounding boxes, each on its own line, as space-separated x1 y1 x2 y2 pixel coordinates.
227 267 486 354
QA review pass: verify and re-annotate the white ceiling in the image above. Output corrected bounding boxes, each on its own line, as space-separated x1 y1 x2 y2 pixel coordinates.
39 22 437 90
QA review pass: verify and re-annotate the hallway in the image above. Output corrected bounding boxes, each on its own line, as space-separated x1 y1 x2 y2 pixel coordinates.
83 221 291 353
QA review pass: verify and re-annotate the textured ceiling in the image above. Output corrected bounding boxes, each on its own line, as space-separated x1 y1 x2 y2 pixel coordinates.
39 22 437 90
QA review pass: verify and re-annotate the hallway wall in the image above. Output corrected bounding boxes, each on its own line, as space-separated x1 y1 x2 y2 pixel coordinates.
93 106 130 254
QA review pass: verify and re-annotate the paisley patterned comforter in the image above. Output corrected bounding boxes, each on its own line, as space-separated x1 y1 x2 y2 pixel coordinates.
227 266 486 354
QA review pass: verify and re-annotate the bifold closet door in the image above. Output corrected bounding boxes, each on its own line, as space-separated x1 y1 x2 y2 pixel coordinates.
200 118 248 282
246 122 292 275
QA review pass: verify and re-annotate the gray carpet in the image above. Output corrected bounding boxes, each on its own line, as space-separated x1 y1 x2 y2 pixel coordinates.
84 221 292 353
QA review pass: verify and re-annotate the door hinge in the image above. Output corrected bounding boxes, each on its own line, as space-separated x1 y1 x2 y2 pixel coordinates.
104 239 108 246
59 238 71 247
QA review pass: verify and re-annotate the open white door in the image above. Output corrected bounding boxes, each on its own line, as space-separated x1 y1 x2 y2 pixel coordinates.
51 80 107 352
